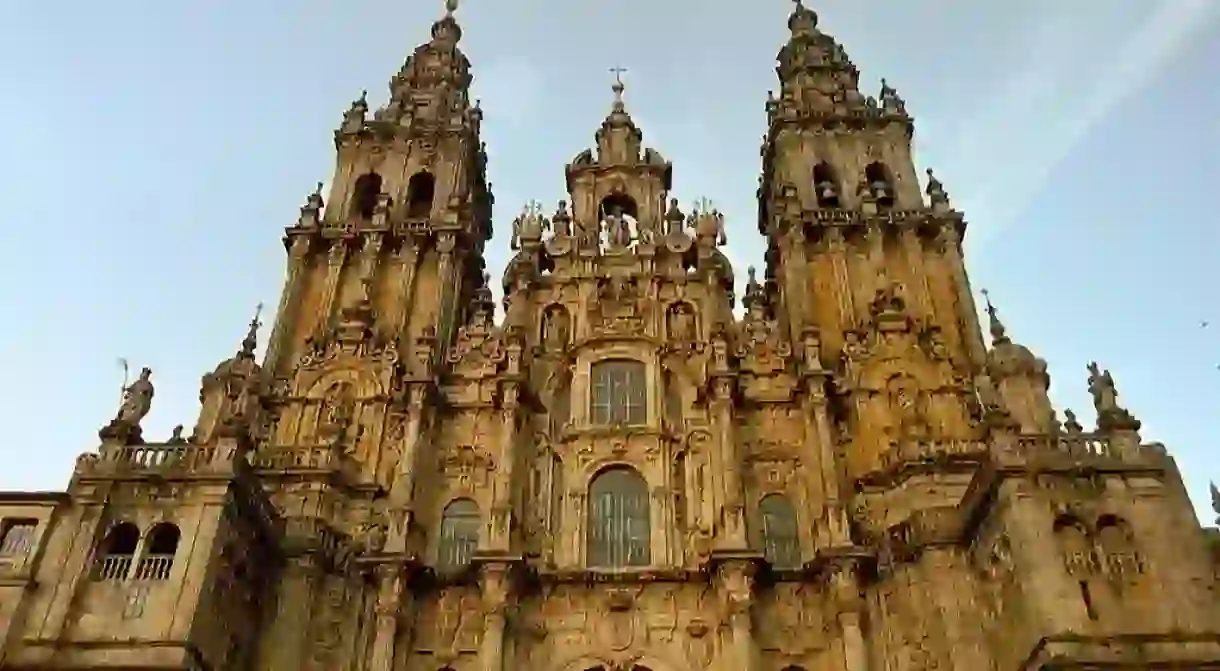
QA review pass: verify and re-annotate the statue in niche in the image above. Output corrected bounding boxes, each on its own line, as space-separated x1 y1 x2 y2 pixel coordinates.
541 305 570 349
886 374 928 439
320 382 356 441
668 302 695 342
604 205 633 251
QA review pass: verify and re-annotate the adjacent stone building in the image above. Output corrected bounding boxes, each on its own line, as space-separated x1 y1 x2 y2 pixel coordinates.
2 2 1218 670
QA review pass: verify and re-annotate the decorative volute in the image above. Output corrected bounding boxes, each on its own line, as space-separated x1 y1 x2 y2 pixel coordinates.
980 290 1054 434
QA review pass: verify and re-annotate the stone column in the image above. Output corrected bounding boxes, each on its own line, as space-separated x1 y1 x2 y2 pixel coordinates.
488 379 520 552
265 235 313 373
315 243 348 336
709 376 745 546
717 561 757 671
937 226 986 371
829 558 868 671
779 225 809 345
394 244 422 344
825 227 856 332
387 387 428 552
261 555 322 670
899 227 932 318
478 563 511 671
367 563 407 671
433 231 460 354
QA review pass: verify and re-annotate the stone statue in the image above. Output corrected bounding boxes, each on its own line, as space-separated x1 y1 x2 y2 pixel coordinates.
542 306 570 348
1086 362 1119 415
116 367 155 426
605 207 632 250
668 303 694 341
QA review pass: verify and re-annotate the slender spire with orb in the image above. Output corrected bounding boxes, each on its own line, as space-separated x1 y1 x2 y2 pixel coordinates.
609 65 628 110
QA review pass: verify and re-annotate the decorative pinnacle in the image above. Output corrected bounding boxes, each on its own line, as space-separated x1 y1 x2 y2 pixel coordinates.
241 302 263 357
609 66 627 107
444 0 458 16
981 289 1008 343
1210 481 1219 523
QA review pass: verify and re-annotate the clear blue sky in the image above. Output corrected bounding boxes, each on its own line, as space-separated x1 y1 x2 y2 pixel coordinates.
1 1 1217 521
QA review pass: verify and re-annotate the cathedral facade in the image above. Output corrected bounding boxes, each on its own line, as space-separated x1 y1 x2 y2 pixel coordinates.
1 2 1218 670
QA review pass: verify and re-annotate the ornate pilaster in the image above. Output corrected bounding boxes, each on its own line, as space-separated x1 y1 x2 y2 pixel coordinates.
387 385 429 552
394 244 423 344
488 334 524 552
707 340 746 547
261 555 324 670
778 223 810 345
477 562 512 671
316 243 349 337
716 560 757 671
367 563 411 671
827 557 869 671
898 227 932 318
266 235 312 373
936 226 986 370
799 328 840 526
433 230 460 355
825 227 855 332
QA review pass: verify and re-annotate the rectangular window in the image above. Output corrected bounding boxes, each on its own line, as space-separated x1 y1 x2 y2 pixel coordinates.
591 360 647 426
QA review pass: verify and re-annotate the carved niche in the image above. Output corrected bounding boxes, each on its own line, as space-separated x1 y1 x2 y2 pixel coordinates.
837 284 971 464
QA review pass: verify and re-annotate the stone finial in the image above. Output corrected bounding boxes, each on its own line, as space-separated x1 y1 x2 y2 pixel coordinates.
925 168 950 209
610 66 628 108
296 182 324 228
240 302 263 359
1211 481 1219 525
980 289 1007 344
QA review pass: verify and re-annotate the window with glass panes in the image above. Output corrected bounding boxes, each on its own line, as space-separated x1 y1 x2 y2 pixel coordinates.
590 360 647 426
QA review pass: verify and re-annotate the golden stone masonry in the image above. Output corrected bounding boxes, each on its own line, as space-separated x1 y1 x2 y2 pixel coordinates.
2 2 1218 670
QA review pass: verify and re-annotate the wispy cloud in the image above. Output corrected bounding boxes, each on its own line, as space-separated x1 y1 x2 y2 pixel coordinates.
946 1 1219 247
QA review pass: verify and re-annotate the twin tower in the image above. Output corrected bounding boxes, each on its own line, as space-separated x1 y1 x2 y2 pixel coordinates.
0 2 1217 671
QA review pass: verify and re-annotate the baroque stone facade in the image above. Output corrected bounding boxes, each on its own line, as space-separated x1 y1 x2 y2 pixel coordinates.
2 2 1219 670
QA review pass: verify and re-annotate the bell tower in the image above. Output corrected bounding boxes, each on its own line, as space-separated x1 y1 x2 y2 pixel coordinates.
563 70 674 252
757 1 993 478
758 0 985 368
264 0 492 382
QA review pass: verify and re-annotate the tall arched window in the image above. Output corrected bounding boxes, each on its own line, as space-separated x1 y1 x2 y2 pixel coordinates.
591 360 647 426
587 467 650 568
134 522 180 580
758 494 800 568
406 171 436 219
438 498 480 571
94 521 140 581
351 172 383 220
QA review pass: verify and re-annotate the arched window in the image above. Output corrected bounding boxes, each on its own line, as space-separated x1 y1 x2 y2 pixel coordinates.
587 467 650 568
438 498 481 571
591 360 647 426
864 162 895 209
812 162 840 208
599 192 639 221
351 172 383 220
406 171 436 219
134 522 180 580
94 521 140 581
758 494 800 568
